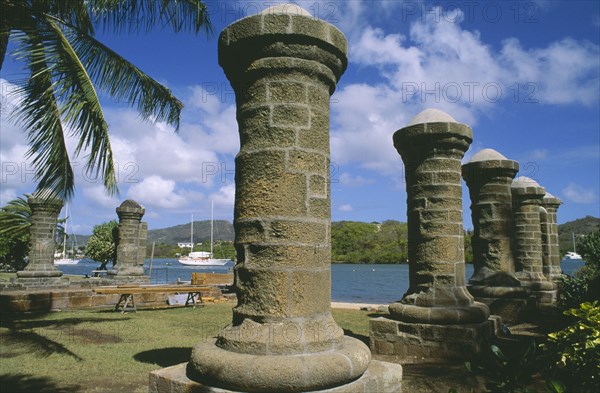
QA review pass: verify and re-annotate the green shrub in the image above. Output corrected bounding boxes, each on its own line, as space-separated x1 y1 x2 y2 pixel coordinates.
465 341 539 393
540 301 600 393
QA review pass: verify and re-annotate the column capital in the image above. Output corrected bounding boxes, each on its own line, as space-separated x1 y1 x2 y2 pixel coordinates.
462 148 519 185
116 199 145 221
511 176 546 200
541 192 562 209
393 109 472 161
219 4 347 91
27 188 64 213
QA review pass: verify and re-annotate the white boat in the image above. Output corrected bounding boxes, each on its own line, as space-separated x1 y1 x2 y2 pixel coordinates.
563 251 582 260
562 232 583 261
54 203 80 265
178 201 232 266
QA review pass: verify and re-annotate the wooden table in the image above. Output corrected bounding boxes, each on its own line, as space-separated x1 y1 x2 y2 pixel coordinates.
93 285 211 313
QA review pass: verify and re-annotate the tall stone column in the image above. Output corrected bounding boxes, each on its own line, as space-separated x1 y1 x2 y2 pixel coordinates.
511 177 554 292
153 5 401 393
15 189 68 288
541 193 562 282
462 149 529 322
108 200 148 281
370 109 493 362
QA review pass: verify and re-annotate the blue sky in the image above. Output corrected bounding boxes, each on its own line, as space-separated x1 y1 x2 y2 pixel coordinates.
1 0 599 235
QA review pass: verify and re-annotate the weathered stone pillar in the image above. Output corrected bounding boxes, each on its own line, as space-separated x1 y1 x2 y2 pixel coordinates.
541 193 562 282
370 109 494 362
511 177 554 292
108 200 148 281
146 5 401 393
462 149 530 322
15 190 69 288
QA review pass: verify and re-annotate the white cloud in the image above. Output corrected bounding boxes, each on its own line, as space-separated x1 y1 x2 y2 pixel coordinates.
562 183 597 204
209 184 235 208
0 188 17 206
127 175 187 209
330 6 599 173
82 185 120 208
339 204 353 212
339 172 375 187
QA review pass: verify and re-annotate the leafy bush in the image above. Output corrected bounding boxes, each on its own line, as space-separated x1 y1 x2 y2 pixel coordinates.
540 302 600 393
465 341 539 393
558 231 600 309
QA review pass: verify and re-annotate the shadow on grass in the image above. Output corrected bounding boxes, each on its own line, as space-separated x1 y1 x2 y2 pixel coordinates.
342 328 369 347
0 374 81 393
134 347 192 367
0 316 129 360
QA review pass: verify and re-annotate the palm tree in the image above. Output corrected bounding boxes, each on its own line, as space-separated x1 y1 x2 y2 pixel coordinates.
0 0 212 200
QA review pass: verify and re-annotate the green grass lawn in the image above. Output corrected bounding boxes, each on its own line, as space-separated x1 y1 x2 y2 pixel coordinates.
0 303 374 393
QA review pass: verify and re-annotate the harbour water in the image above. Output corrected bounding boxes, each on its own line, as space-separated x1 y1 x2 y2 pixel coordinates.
58 259 586 304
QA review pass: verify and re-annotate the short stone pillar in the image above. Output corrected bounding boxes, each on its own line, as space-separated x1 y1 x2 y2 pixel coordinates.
150 5 402 393
462 149 530 323
541 193 562 282
370 109 494 362
511 177 555 292
14 190 69 288
108 200 148 281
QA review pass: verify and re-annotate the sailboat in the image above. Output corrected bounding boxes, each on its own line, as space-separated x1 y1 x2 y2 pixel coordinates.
54 203 80 265
178 201 231 266
563 232 583 261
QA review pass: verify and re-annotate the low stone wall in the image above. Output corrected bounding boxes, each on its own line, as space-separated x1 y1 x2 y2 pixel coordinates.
0 286 226 314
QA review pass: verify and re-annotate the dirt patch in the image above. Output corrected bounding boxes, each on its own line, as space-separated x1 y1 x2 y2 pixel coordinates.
66 328 123 344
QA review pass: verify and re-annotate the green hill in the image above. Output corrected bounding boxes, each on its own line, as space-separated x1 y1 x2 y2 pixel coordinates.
147 220 234 244
558 216 600 255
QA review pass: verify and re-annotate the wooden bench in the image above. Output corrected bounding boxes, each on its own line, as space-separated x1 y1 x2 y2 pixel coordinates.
191 272 234 286
93 285 211 313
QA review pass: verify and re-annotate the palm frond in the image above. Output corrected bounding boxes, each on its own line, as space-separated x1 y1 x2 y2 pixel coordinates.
44 18 118 195
66 26 183 129
88 0 213 35
0 196 32 236
10 26 75 200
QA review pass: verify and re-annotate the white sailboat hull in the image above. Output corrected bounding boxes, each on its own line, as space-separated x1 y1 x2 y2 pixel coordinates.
563 251 583 261
54 258 80 265
178 257 230 266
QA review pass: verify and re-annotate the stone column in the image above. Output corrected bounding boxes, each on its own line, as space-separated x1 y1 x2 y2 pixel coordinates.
462 149 529 322
370 109 493 362
511 177 554 291
158 5 401 393
15 189 68 288
541 193 562 282
108 200 148 281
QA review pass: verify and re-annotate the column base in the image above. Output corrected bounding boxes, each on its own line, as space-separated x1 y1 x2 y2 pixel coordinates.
107 268 145 277
105 274 150 284
150 360 402 393
10 276 70 289
16 269 62 278
468 285 531 324
370 316 499 363
189 336 372 392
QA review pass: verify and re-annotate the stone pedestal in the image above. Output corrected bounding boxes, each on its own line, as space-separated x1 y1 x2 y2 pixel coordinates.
511 177 555 298
108 200 148 282
462 149 529 323
370 316 500 363
150 360 403 393
14 190 69 288
541 193 562 282
372 109 491 361
149 5 400 393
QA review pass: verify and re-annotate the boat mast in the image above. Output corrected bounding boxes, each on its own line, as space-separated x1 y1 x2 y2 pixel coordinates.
572 232 576 253
62 203 68 258
191 214 194 253
210 200 214 257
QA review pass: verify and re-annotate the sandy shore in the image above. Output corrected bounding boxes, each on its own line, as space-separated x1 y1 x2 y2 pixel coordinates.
331 302 388 310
